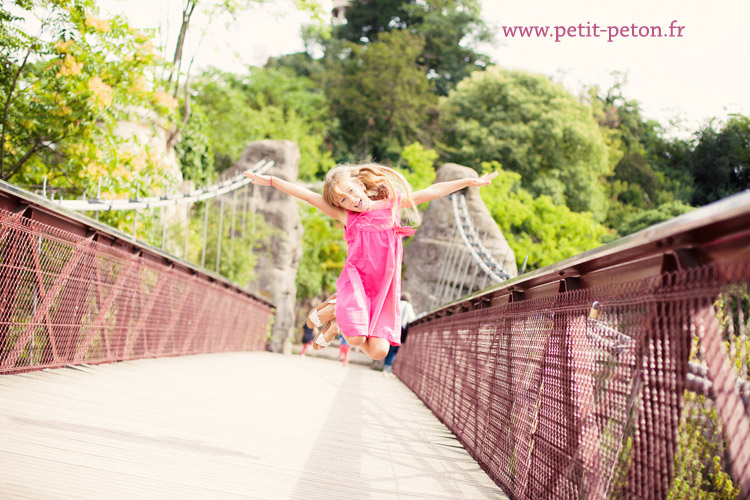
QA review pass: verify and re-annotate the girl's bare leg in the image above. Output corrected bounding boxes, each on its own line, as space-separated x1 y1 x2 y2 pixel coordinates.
341 334 390 360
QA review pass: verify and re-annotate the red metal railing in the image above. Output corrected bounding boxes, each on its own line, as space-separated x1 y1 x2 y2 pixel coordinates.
396 192 750 500
0 183 273 374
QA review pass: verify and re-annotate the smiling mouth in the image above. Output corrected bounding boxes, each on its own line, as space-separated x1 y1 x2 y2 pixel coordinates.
355 200 362 209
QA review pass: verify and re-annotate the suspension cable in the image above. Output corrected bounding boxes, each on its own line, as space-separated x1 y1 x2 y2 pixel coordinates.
55 160 274 211
450 193 510 284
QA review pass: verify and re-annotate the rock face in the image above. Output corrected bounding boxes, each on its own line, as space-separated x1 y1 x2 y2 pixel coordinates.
231 140 304 352
402 163 517 315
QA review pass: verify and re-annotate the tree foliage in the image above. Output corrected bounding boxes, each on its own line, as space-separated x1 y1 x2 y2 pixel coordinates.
586 78 696 234
439 67 613 221
397 142 437 190
174 106 215 185
338 0 491 96
617 201 693 236
295 205 346 299
189 66 335 180
323 30 437 162
478 162 609 271
688 115 750 206
164 0 327 147
184 201 273 286
339 0 416 41
1 0 177 201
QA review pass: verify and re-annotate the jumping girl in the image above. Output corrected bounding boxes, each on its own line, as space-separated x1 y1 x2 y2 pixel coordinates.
244 164 498 361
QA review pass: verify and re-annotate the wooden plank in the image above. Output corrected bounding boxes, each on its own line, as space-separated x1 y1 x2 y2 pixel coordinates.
0 352 507 499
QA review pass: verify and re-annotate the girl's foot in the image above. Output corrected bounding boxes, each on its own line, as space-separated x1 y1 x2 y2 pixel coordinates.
313 321 339 350
306 294 337 329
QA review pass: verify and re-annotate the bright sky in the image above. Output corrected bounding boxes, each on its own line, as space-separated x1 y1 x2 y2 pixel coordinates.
100 0 750 139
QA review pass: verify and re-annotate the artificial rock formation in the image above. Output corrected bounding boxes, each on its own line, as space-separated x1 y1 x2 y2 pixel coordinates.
231 140 304 353
402 163 517 315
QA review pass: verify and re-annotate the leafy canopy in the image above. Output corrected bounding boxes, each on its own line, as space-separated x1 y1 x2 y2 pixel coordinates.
478 162 610 271
295 205 346 299
1 0 177 204
323 30 437 162
439 67 613 221
338 0 492 96
586 79 695 234
190 66 335 180
688 115 750 206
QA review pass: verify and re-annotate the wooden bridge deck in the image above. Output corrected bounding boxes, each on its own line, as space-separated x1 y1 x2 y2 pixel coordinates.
0 352 506 499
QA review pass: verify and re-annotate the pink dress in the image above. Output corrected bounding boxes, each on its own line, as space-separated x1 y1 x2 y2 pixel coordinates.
334 197 415 345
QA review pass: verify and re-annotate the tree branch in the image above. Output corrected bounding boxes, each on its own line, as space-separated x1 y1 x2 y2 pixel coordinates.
167 0 197 95
4 138 42 181
1 45 33 178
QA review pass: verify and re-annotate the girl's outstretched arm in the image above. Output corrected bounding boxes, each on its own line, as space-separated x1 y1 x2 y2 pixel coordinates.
244 170 348 223
407 171 499 207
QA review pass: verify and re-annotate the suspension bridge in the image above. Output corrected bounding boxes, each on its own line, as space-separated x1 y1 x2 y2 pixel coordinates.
1 170 749 500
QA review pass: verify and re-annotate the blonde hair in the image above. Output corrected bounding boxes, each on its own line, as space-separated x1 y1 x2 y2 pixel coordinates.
322 163 420 226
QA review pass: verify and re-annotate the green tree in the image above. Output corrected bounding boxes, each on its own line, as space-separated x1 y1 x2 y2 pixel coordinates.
397 142 437 190
1 0 176 202
414 0 492 96
688 115 750 206
184 200 274 286
478 162 610 271
339 0 417 42
439 67 613 221
295 205 346 299
618 201 694 236
586 78 695 234
190 66 335 180
612 153 660 206
163 0 327 147
265 50 326 79
338 0 491 96
174 106 215 185
323 30 437 162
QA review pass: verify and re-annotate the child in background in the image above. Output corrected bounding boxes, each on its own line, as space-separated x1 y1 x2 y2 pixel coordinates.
299 323 315 356
383 292 415 377
338 335 350 367
245 163 497 360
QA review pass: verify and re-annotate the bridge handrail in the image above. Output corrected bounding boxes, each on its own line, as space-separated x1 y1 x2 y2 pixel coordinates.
0 180 272 308
1 181 275 375
422 189 750 321
399 189 750 498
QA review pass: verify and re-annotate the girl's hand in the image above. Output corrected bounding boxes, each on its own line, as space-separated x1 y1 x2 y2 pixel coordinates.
468 171 499 187
244 170 272 186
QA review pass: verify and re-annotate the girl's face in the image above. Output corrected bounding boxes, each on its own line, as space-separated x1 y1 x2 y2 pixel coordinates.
334 179 371 212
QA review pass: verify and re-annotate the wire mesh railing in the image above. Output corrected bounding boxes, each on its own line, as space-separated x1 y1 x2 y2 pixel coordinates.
0 182 273 375
396 191 750 500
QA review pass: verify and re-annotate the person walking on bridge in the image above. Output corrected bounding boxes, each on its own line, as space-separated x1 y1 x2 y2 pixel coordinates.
245 163 497 361
383 292 415 377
